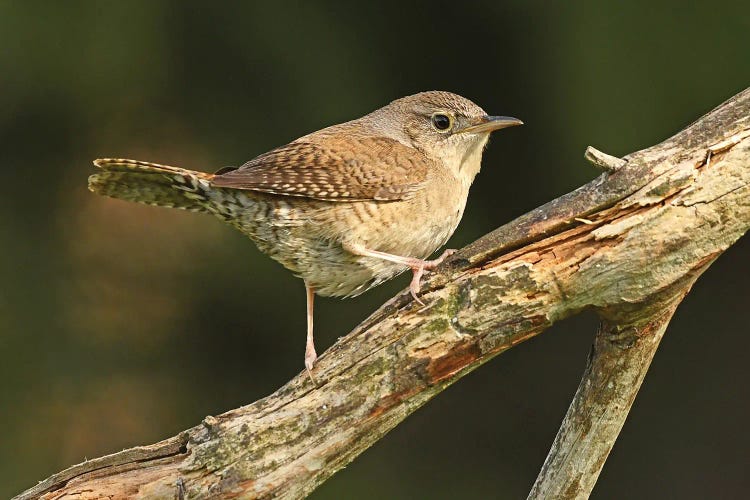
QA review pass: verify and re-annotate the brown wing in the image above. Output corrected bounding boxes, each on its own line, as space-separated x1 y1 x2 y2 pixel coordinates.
211 136 430 201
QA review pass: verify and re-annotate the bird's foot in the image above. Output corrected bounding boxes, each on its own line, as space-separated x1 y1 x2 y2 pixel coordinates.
304 343 318 382
408 249 457 305
342 242 457 306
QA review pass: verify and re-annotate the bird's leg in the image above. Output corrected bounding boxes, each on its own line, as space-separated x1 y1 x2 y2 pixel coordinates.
304 282 317 379
344 243 456 305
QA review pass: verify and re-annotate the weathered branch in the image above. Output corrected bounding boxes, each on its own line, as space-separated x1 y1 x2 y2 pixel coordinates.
527 271 705 499
17 89 750 500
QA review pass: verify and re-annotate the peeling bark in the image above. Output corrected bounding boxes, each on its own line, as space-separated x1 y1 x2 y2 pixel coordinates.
16 88 750 500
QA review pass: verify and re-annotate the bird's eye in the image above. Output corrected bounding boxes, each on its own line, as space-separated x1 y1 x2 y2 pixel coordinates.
431 113 453 132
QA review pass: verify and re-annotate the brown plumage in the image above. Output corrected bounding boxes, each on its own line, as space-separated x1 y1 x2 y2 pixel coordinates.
212 137 429 201
88 91 523 375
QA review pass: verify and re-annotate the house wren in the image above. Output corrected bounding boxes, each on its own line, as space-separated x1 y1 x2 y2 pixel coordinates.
89 91 522 375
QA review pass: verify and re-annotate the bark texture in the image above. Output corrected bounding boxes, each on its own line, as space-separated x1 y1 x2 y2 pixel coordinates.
17 88 750 500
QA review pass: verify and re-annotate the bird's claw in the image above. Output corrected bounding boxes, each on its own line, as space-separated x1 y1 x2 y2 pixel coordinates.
430 248 457 267
409 248 457 305
304 347 318 383
410 266 426 305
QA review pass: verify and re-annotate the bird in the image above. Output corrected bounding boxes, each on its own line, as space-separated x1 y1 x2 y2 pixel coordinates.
88 91 522 376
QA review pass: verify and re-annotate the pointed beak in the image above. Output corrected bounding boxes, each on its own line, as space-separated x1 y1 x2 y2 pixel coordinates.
457 115 524 135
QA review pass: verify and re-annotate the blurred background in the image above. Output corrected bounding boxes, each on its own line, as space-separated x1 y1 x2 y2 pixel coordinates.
1 1 748 498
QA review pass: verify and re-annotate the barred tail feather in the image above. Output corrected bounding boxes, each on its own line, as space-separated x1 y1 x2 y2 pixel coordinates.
88 158 215 212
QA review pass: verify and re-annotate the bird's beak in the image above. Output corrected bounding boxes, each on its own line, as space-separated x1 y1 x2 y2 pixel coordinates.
457 115 524 134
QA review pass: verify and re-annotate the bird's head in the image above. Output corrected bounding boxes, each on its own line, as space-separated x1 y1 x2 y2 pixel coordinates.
373 91 522 182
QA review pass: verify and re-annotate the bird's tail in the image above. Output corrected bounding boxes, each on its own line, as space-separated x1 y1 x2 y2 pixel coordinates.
88 158 215 212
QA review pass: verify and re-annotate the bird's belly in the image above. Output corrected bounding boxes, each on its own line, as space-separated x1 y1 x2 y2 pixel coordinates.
344 188 466 257
210 189 465 298
302 196 464 297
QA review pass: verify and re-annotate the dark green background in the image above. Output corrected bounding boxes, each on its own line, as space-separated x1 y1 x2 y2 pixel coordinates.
1 1 748 498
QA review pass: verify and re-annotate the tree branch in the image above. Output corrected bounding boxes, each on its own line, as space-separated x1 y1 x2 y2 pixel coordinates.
527 270 707 499
17 89 750 500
